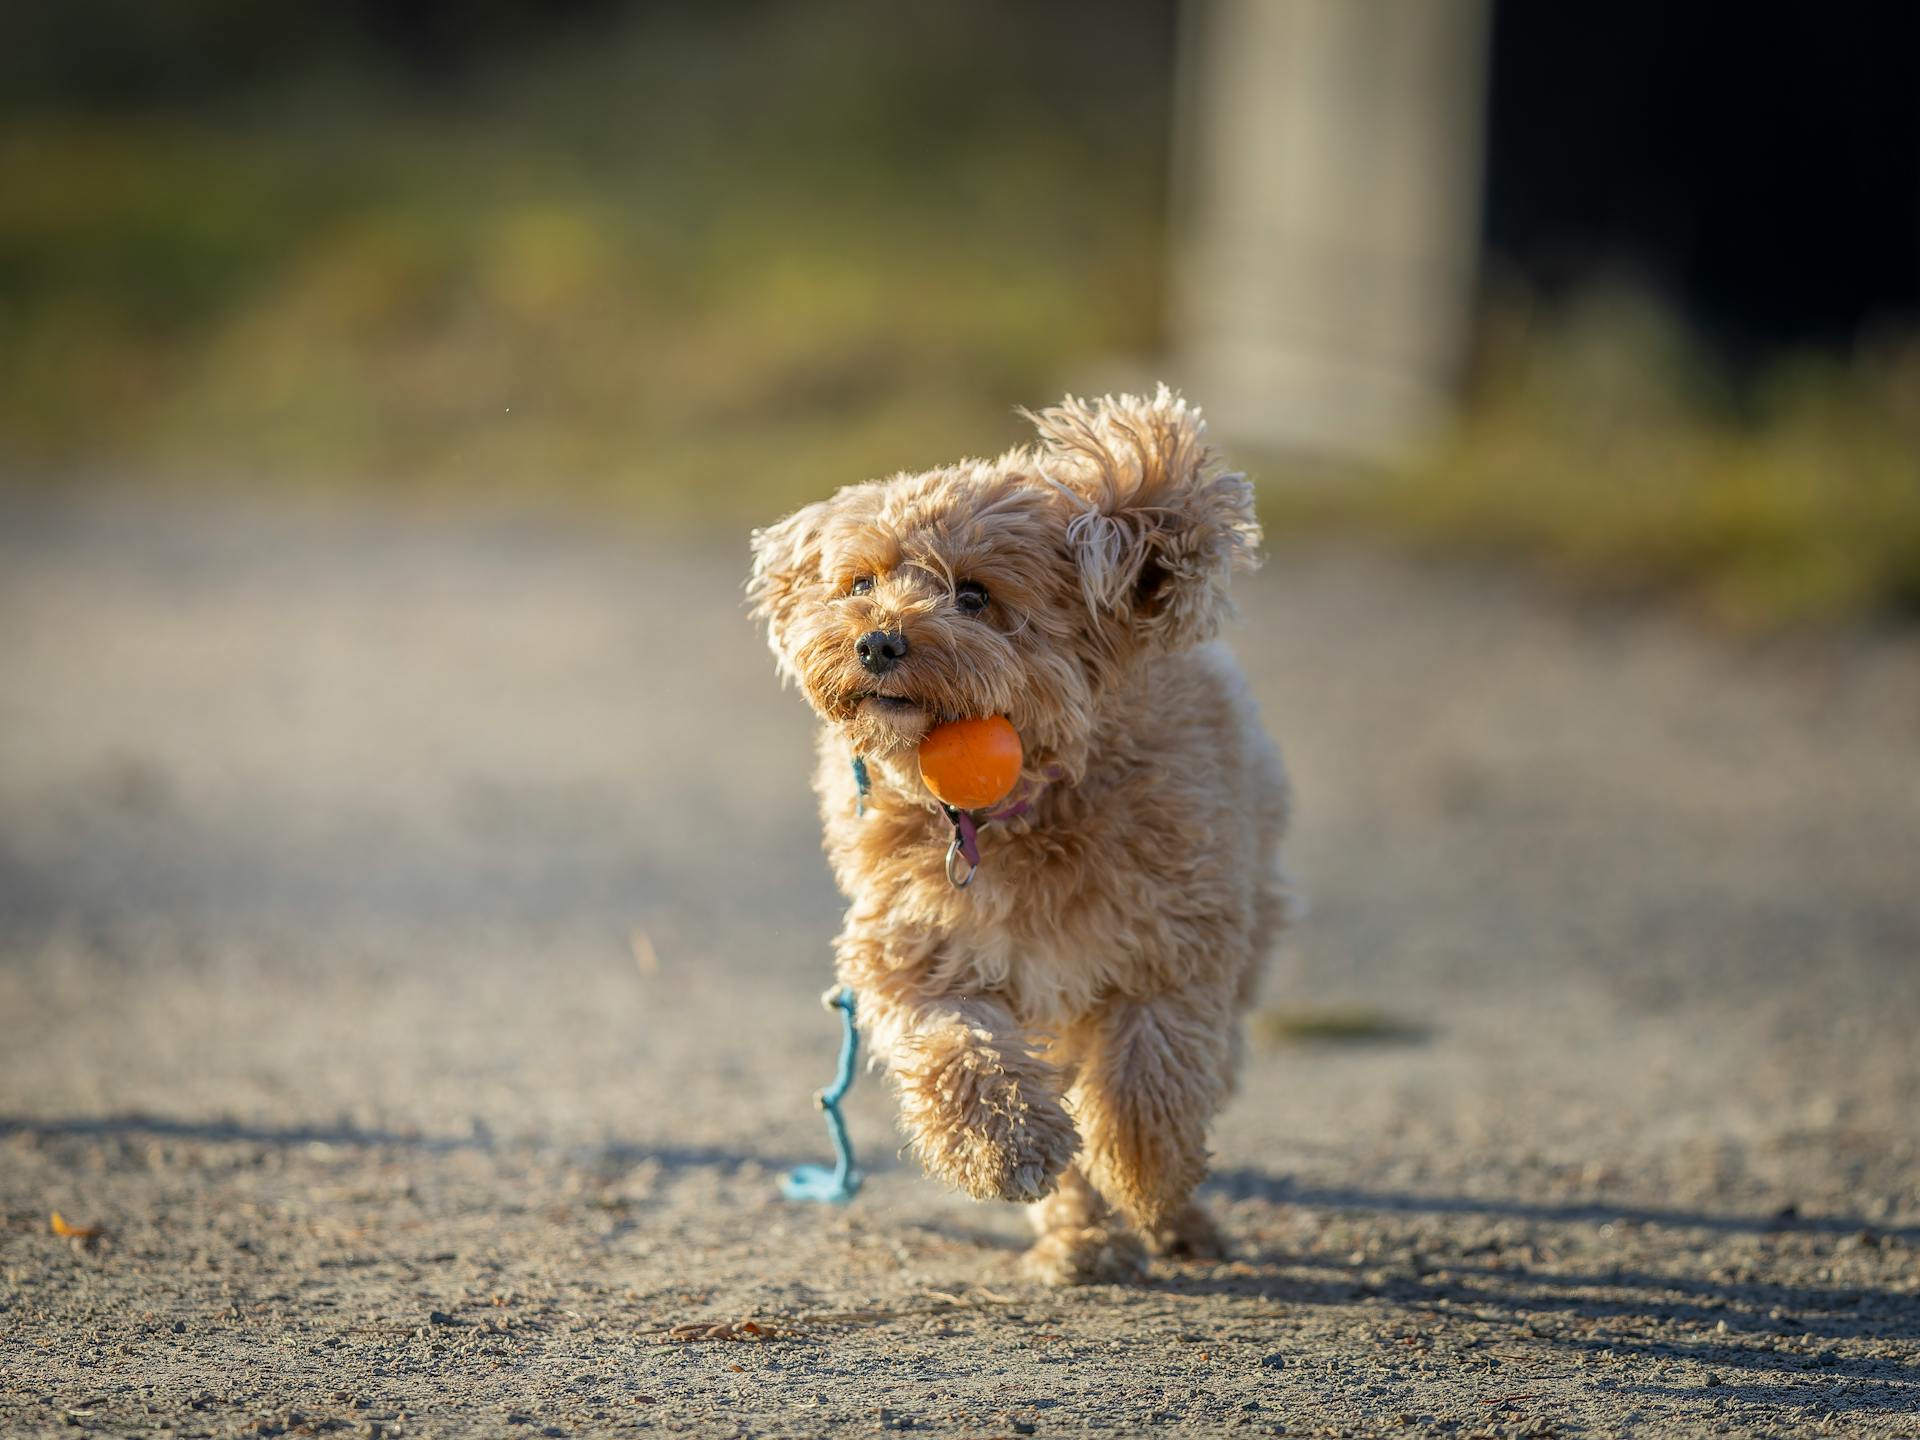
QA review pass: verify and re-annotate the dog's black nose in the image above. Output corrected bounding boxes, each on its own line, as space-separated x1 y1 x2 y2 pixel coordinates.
856 629 909 675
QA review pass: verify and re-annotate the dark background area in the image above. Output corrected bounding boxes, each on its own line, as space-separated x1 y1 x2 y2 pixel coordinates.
1485 0 1920 359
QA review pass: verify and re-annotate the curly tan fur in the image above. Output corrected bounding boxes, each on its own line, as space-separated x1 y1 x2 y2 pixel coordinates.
749 387 1289 1283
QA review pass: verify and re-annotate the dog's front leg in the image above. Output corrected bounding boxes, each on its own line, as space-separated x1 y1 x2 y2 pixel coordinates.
855 980 1079 1205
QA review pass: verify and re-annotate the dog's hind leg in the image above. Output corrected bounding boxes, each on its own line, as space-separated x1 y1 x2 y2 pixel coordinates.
1020 1164 1148 1285
1067 990 1234 1249
1145 1196 1227 1260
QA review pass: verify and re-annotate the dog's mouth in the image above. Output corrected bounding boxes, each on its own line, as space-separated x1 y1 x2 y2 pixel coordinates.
848 690 934 744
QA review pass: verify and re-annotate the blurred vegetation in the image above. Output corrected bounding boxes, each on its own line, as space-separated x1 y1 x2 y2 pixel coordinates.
1276 289 1920 629
2 1 1916 627
1252 1006 1430 1048
0 2 1172 522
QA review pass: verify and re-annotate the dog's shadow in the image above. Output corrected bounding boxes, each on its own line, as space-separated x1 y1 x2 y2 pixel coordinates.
1208 1167 1920 1243
1144 1169 1920 1417
0 1110 808 1177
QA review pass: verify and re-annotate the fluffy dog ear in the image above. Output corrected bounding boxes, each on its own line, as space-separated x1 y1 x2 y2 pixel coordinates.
747 498 829 677
1025 385 1260 654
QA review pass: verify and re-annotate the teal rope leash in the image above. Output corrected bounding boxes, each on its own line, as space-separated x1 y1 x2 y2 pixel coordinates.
779 986 862 1203
780 757 869 1203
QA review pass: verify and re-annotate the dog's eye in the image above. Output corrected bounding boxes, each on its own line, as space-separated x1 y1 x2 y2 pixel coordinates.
955 580 989 615
848 576 875 596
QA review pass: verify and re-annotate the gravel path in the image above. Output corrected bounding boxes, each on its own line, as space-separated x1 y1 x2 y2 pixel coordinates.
2 491 1916 1439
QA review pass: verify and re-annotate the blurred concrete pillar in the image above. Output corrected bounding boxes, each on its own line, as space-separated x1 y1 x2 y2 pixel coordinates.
1172 0 1491 462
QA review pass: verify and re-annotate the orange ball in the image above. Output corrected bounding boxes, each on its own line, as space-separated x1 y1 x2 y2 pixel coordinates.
918 715 1024 810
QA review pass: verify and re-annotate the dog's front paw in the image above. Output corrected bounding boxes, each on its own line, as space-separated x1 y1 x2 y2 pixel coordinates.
974 1085 1079 1203
895 1027 1078 1203
927 1104 1076 1204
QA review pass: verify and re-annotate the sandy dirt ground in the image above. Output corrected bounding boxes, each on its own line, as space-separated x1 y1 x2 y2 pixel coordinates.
2 490 1917 1439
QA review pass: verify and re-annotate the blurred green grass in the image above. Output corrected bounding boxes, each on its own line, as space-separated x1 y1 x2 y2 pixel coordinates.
2 4 1916 627
0 5 1169 522
1273 290 1920 629
1252 1006 1430 1048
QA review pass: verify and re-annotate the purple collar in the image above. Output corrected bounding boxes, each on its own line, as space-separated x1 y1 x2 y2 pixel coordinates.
940 771 1058 888
943 793 1021 871
849 754 1058 889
